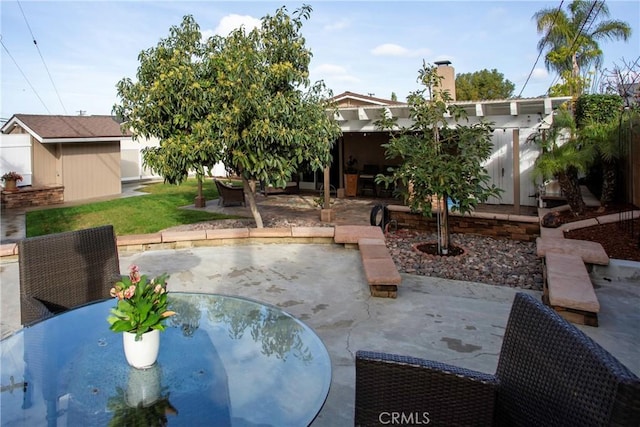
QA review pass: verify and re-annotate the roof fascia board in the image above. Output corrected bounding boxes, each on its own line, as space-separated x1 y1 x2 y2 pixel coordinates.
41 137 124 144
1 117 44 143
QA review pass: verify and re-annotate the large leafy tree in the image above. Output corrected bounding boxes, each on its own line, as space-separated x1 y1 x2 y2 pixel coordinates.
534 0 631 97
113 16 220 207
114 7 340 226
376 63 501 255
204 5 341 227
455 69 515 101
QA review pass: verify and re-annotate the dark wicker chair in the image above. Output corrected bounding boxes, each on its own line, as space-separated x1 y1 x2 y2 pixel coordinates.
214 179 246 207
355 293 640 427
18 225 121 327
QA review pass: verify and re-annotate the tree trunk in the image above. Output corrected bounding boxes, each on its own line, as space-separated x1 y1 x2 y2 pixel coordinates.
556 167 586 216
243 177 264 228
599 159 617 210
437 194 450 255
194 176 206 208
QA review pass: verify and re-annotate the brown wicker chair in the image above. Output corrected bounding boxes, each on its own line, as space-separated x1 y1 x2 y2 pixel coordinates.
355 293 640 426
18 225 121 326
214 179 246 207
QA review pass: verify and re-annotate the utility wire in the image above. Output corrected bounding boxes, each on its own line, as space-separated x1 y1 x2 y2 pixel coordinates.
1 35 52 113
17 0 67 114
518 0 564 98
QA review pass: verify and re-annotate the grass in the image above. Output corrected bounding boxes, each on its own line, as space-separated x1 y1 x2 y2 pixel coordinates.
25 179 244 237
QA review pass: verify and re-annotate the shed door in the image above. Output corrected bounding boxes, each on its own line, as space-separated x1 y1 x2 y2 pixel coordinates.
483 129 513 205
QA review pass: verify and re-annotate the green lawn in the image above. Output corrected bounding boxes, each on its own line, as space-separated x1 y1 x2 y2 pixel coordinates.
26 179 244 237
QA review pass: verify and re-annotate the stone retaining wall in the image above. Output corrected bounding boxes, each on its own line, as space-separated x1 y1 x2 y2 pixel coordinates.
387 205 540 242
1 186 64 210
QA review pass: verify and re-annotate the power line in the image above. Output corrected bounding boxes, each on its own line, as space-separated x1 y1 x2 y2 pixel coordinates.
0 35 51 113
17 0 67 114
518 0 565 98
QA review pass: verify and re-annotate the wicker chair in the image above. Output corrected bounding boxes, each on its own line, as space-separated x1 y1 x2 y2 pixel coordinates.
18 225 121 326
355 293 640 426
214 179 246 207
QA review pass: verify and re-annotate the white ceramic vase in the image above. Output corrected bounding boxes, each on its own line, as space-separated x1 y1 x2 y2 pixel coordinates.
122 329 160 369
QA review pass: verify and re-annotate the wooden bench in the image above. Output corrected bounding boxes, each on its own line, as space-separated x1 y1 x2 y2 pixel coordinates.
543 252 600 326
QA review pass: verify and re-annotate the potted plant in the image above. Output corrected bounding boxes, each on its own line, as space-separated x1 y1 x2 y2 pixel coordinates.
344 156 358 197
1 171 23 192
107 265 176 369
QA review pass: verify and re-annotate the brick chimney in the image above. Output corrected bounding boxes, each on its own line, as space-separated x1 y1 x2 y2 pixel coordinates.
434 60 456 101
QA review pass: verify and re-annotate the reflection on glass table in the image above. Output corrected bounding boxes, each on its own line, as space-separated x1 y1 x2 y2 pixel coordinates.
0 293 332 426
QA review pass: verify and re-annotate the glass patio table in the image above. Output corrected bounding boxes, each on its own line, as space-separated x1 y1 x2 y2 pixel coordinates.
0 293 332 426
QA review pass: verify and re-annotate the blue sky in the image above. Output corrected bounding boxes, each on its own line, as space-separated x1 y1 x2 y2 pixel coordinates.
1 1 638 120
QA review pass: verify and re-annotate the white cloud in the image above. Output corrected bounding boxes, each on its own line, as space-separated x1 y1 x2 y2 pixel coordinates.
313 63 360 83
324 19 349 31
213 14 261 37
371 43 430 58
531 68 549 80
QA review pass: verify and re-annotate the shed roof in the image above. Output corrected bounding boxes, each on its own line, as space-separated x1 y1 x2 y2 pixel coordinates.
1 114 131 143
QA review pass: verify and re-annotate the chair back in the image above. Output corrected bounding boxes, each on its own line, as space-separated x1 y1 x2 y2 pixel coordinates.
18 225 121 326
495 293 640 426
214 179 245 206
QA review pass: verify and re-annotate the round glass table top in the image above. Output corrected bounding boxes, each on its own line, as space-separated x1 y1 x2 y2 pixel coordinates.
0 293 332 426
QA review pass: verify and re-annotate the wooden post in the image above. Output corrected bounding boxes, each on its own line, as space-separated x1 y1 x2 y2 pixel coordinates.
320 166 334 222
512 129 520 215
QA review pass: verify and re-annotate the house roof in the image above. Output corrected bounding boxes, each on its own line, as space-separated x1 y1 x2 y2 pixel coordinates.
329 91 405 107
1 114 131 143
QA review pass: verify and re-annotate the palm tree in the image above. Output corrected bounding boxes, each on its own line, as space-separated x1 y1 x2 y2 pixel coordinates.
531 109 595 216
534 0 631 96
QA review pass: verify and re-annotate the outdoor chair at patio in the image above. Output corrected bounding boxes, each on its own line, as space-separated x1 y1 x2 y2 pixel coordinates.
18 225 121 326
355 293 640 426
214 179 246 207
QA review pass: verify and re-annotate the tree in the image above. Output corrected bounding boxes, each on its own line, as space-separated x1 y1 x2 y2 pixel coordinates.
534 0 631 98
205 5 341 227
375 62 501 255
390 92 398 102
530 108 594 215
113 16 220 207
114 6 341 226
455 69 515 101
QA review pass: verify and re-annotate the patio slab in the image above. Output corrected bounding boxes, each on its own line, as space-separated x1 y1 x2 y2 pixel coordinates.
1 244 638 426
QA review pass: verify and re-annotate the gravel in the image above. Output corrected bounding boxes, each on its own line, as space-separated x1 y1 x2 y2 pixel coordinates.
384 229 544 290
165 215 544 291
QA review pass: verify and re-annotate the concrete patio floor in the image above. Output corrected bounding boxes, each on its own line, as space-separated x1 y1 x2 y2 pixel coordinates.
1 242 638 425
1 182 638 424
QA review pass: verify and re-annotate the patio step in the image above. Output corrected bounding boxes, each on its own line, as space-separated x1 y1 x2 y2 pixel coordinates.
536 237 609 266
334 226 401 298
543 252 599 326
358 237 402 299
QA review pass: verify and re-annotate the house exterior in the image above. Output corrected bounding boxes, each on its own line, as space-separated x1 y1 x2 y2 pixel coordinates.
1 114 130 202
323 63 572 210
